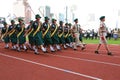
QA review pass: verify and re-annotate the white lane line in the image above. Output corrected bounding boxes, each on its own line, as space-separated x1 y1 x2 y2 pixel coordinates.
0 53 102 80
49 54 120 67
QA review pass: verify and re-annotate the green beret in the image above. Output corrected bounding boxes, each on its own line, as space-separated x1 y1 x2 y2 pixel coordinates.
3 22 7 25
35 14 41 19
59 21 63 24
18 18 23 22
11 20 15 23
65 23 68 25
99 16 105 20
52 18 57 23
44 16 49 20
29 20 33 23
74 18 78 22
68 23 72 26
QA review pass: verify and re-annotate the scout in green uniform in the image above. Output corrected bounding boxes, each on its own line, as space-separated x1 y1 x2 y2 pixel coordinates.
25 20 34 50
58 21 67 49
50 19 60 50
31 14 46 54
1 22 10 48
64 23 71 47
42 17 55 52
8 20 17 50
16 18 27 51
68 23 74 48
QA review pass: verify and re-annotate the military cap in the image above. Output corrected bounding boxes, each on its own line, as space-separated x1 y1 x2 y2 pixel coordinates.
3 21 7 25
59 21 63 24
35 14 41 19
52 18 57 22
44 16 49 20
18 18 23 22
11 20 15 23
99 16 105 20
29 20 33 23
68 23 72 26
74 18 78 22
65 23 68 25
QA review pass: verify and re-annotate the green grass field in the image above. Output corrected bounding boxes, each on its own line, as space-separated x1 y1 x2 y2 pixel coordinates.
83 38 120 44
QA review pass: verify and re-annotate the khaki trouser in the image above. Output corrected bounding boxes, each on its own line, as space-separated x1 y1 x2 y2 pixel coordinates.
73 32 84 49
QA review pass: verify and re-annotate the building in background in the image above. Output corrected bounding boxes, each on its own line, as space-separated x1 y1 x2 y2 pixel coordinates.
59 13 65 22
45 6 50 17
13 0 31 24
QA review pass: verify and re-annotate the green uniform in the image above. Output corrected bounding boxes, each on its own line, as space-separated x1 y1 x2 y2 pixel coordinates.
64 26 71 43
50 24 59 44
68 29 74 42
32 21 43 46
1 27 9 43
8 24 17 44
16 24 26 45
58 26 65 44
26 24 34 45
42 22 53 45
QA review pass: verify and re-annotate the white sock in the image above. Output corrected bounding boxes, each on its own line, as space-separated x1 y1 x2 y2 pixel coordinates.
41 46 46 52
33 46 36 50
14 45 16 49
18 47 20 51
50 45 54 51
64 45 67 48
23 45 27 49
56 45 60 50
6 44 9 48
35 48 38 53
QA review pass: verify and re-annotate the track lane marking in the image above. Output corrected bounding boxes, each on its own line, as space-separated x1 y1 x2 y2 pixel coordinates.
0 52 102 80
49 54 120 67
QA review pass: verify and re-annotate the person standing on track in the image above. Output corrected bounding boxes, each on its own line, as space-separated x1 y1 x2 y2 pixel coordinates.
50 19 61 50
16 18 27 52
58 21 67 49
95 16 112 55
1 22 10 49
42 16 55 52
8 20 17 50
72 18 85 50
31 14 46 54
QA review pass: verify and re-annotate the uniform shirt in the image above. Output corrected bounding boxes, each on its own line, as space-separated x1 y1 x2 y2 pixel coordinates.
32 21 42 31
1 27 7 34
73 23 81 33
98 22 107 36
42 22 50 32
26 24 32 30
8 25 16 32
64 26 69 34
50 24 58 33
58 26 64 33
15 23 25 33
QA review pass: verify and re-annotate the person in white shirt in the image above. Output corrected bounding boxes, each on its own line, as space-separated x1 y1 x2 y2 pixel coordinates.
72 18 85 50
95 16 112 55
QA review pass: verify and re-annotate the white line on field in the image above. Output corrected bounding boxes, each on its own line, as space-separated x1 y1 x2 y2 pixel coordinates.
0 52 102 80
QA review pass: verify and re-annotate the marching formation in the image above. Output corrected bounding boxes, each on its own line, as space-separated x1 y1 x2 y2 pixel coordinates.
0 14 86 54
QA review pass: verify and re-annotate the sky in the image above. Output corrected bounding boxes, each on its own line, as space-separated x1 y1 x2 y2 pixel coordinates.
0 0 120 30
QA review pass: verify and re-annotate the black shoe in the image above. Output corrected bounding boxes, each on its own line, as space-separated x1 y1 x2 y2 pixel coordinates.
81 47 85 50
74 48 77 50
107 52 112 56
43 51 48 53
24 48 28 51
95 50 99 54
17 49 21 52
4 47 9 49
51 50 55 52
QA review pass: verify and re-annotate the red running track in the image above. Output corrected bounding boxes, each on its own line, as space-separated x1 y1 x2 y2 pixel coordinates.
0 43 120 80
